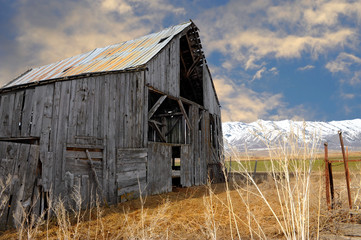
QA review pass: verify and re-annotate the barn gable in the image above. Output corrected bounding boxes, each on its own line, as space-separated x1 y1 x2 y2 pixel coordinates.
0 21 223 229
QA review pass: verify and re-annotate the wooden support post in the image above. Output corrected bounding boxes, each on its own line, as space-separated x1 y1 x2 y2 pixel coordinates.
338 131 352 209
324 143 331 210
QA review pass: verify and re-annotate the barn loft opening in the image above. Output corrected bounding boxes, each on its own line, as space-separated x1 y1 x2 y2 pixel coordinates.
179 27 204 106
148 91 190 144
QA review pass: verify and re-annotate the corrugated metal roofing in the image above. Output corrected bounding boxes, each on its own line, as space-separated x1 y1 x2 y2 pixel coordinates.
3 21 192 89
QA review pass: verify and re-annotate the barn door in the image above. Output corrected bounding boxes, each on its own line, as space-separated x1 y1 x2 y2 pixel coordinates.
0 142 40 229
181 145 193 187
147 143 171 194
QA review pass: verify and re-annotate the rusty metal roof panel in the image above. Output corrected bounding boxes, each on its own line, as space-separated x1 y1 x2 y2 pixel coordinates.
2 21 192 89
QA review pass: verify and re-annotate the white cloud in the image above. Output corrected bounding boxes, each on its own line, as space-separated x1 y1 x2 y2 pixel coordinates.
297 65 315 71
326 53 361 86
214 76 309 122
326 52 361 73
0 0 185 85
197 0 360 71
252 67 266 81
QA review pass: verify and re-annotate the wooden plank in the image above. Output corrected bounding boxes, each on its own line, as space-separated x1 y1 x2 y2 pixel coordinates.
101 76 110 201
0 94 7 137
117 182 146 198
0 93 15 137
39 84 54 152
49 82 61 153
117 148 147 159
106 75 116 203
135 72 144 147
65 150 103 159
117 176 146 189
81 175 89 208
21 88 35 137
11 91 25 138
147 142 171 195
116 170 146 184
181 145 193 187
85 78 96 142
66 80 78 144
95 76 104 145
75 79 87 144
116 162 146 173
30 85 48 137
11 143 31 228
143 75 148 148
42 152 53 192
22 145 40 206
55 81 71 184
115 74 124 148
148 95 167 120
65 159 103 177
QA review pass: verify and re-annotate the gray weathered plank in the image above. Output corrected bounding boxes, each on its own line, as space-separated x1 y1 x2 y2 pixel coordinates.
147 142 171 195
11 91 25 137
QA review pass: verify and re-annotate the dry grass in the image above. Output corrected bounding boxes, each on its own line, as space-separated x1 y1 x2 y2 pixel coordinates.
1 123 361 239
0 174 361 239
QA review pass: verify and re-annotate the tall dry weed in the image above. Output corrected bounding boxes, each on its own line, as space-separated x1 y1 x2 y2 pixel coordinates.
222 121 323 239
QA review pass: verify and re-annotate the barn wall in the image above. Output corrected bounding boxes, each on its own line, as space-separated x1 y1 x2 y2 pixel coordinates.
203 64 221 116
147 142 172 194
0 71 147 214
145 36 180 97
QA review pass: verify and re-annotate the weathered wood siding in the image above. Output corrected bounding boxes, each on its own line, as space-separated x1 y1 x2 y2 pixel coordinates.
0 71 146 206
203 63 221 116
116 148 147 202
145 36 180 97
0 142 39 230
147 142 172 194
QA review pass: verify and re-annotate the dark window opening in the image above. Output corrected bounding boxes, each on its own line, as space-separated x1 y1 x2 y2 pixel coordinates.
148 90 190 144
179 29 204 106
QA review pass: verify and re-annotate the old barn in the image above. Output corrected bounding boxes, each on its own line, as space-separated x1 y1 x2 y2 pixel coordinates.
0 21 223 228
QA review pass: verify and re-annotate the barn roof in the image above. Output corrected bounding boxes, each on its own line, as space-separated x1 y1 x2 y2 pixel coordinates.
2 21 193 90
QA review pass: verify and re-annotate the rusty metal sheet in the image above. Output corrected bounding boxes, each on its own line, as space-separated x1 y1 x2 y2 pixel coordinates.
2 21 192 89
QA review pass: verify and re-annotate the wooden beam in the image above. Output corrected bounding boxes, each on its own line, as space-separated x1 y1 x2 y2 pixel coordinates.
150 122 167 142
148 95 167 120
177 99 193 131
149 119 165 126
153 112 183 118
186 55 202 78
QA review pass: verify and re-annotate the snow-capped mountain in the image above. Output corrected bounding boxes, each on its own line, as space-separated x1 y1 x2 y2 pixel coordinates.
222 119 361 152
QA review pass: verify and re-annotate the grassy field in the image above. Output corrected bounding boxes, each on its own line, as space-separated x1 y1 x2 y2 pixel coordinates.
225 152 361 172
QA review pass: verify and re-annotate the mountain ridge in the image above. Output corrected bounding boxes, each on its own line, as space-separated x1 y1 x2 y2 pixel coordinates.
222 119 361 152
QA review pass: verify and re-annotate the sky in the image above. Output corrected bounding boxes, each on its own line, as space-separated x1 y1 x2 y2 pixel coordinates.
1 0 361 123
